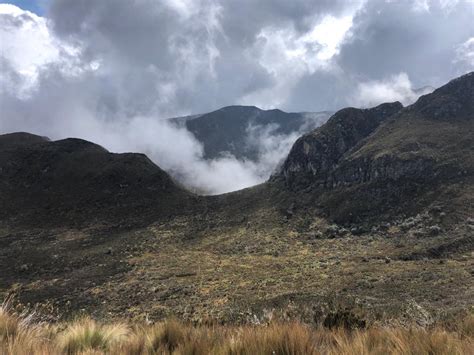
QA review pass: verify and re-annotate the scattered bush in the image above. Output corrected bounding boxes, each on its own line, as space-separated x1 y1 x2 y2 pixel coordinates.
323 310 366 330
429 225 442 236
400 220 416 231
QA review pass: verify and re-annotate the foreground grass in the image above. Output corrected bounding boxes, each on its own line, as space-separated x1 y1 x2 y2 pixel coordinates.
1 304 473 354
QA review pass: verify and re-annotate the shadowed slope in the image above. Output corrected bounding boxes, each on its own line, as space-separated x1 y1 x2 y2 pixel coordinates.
0 133 194 226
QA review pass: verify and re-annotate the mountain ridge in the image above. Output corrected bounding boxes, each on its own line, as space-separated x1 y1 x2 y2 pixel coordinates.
270 71 473 223
173 105 332 161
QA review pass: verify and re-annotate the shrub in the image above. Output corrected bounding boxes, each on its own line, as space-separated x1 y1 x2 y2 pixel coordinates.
57 317 128 354
323 310 366 330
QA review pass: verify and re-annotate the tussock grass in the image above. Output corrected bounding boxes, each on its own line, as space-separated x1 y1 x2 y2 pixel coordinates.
0 300 53 354
58 318 128 354
0 303 472 354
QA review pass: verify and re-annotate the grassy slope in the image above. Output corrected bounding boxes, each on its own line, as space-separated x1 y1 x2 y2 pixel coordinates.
1 184 472 325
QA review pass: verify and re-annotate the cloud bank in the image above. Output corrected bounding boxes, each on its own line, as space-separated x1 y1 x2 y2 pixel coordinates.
1 0 473 193
353 73 435 107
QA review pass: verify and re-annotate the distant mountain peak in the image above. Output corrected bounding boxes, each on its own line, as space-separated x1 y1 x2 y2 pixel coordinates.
180 105 332 161
411 71 474 120
215 105 261 113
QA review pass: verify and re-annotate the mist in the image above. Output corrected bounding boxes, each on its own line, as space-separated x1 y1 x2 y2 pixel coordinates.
1 1 472 194
0 69 303 194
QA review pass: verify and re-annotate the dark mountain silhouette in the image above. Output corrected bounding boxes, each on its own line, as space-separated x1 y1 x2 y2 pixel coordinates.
173 105 331 160
0 132 192 226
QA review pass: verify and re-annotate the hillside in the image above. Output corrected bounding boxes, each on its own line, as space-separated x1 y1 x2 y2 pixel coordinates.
273 72 474 224
0 132 193 226
0 73 473 326
174 106 331 160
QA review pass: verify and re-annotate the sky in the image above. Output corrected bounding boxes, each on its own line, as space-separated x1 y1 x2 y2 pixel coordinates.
0 0 473 194
3 0 47 14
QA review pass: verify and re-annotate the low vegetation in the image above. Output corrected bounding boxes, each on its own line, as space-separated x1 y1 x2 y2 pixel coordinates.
1 302 472 354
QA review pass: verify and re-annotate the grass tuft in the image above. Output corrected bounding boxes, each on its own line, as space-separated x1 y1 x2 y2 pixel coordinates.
58 317 128 354
0 305 472 354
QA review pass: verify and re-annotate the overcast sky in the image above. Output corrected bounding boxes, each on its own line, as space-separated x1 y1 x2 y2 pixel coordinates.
1 0 473 193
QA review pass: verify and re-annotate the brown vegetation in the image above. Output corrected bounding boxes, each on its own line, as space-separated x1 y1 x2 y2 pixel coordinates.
1 303 472 354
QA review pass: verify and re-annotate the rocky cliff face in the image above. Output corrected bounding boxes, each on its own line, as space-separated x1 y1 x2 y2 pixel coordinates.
272 72 473 222
274 102 403 188
412 72 474 120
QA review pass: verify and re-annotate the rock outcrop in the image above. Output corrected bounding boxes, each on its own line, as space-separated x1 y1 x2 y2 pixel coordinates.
273 102 403 188
413 71 474 120
271 72 474 222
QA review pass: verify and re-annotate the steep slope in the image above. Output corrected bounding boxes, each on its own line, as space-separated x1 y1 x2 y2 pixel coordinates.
178 105 331 160
0 133 193 226
275 102 403 187
273 72 474 223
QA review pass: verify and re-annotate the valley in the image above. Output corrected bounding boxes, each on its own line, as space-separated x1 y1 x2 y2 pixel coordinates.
1 73 472 327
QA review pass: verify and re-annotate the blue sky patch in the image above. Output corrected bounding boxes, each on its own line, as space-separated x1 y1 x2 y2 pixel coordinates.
2 0 48 15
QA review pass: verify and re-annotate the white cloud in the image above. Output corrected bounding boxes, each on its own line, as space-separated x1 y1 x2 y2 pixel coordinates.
65 114 263 194
303 15 354 61
239 12 356 109
412 0 431 12
0 4 319 195
455 37 474 69
412 0 460 12
0 4 59 93
0 4 96 97
246 123 301 177
353 72 434 107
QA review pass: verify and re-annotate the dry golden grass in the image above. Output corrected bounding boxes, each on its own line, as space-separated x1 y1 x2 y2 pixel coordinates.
57 318 129 354
0 303 472 354
0 301 53 354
